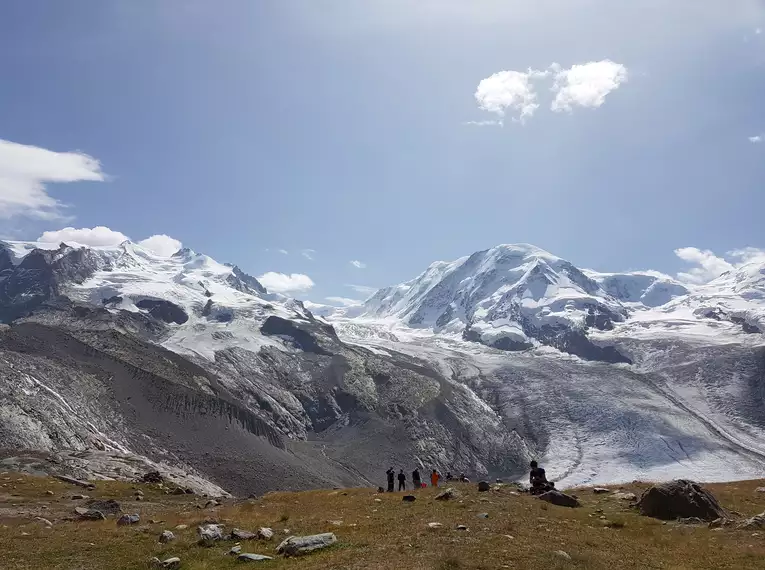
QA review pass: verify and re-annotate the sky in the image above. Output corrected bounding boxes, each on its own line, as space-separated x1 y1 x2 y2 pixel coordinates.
1 1 764 302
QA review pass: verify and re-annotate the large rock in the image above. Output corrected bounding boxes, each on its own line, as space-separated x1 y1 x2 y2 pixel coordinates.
230 528 258 540
159 530 175 543
538 490 580 508
197 523 225 546
117 513 140 526
74 507 105 521
477 481 490 492
636 480 726 521
275 533 337 557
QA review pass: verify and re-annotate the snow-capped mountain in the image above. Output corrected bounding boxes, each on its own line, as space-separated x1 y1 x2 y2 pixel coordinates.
357 244 763 361
2 237 765 494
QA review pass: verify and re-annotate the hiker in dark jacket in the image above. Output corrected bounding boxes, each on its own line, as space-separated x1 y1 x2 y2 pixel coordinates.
412 468 421 489
397 469 406 491
386 468 395 492
529 460 552 495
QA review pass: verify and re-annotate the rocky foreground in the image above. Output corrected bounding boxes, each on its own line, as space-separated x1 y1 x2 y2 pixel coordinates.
2 473 765 569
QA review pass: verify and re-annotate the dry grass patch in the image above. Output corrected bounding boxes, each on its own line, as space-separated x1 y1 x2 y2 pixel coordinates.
1 474 765 569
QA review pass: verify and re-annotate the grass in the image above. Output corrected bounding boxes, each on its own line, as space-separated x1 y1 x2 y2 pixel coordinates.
2 473 765 569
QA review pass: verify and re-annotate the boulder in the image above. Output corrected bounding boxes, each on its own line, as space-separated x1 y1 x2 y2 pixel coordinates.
538 490 581 508
75 508 105 521
197 523 225 546
159 530 175 543
276 533 337 557
257 527 274 540
117 513 140 526
435 488 458 501
477 481 490 492
238 553 273 562
86 499 121 516
636 480 726 521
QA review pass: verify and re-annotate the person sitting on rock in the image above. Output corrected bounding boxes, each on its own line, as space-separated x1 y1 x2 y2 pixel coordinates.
397 469 406 491
412 468 421 489
529 460 551 495
386 468 395 492
431 469 440 488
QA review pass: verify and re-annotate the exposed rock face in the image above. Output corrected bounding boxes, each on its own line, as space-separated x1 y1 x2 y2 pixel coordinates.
135 299 188 324
637 480 726 521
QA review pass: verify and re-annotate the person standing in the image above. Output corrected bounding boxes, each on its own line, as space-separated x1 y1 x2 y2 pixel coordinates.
412 467 421 489
386 467 395 492
431 469 440 488
397 469 406 491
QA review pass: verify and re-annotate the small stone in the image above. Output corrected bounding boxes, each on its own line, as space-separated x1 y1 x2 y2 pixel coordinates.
117 514 140 526
135 490 144 497
197 523 225 546
230 528 257 540
476 513 489 519
161 557 181 569
175 524 188 530
276 533 337 556
205 499 221 508
374 498 382 503
35 517 53 527
428 522 443 529
456 525 468 531
237 553 273 562
554 550 572 561
612 492 637 501
135 495 143 501
46 490 54 496
257 527 274 540
71 494 89 500
328 520 343 526
159 530 175 543
229 545 242 555
593 488 610 494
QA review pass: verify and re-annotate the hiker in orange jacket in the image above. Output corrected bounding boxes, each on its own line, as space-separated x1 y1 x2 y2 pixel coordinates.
430 469 440 488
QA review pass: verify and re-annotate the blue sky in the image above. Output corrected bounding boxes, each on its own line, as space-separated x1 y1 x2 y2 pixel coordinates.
1 1 764 302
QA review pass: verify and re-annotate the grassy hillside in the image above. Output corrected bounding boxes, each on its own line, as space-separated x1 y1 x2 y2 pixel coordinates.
2 473 765 569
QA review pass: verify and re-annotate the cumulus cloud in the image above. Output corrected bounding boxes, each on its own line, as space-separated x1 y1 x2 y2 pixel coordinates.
301 249 316 260
257 272 315 294
0 138 105 220
471 60 628 124
38 226 128 247
474 69 548 124
550 60 628 112
350 260 367 269
37 226 182 256
674 246 765 284
346 284 378 295
278 249 289 255
138 234 182 256
325 296 362 307
749 135 763 143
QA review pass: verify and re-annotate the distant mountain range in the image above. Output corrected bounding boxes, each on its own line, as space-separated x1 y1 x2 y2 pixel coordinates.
1 239 764 494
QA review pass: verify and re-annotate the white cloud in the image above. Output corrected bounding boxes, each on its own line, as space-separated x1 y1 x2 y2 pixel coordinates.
748 135 763 143
37 226 182 256
350 260 367 269
551 60 628 112
138 234 182 256
346 284 378 295
38 226 128 247
728 247 765 265
463 119 504 127
325 296 362 307
278 249 289 255
301 249 316 260
675 247 736 283
0 138 105 220
257 272 315 294
474 69 548 124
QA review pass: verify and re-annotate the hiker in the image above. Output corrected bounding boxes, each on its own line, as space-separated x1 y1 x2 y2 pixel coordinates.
412 468 421 489
529 460 551 495
459 473 470 483
446 472 453 481
398 469 406 491
431 469 440 488
386 468 395 492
